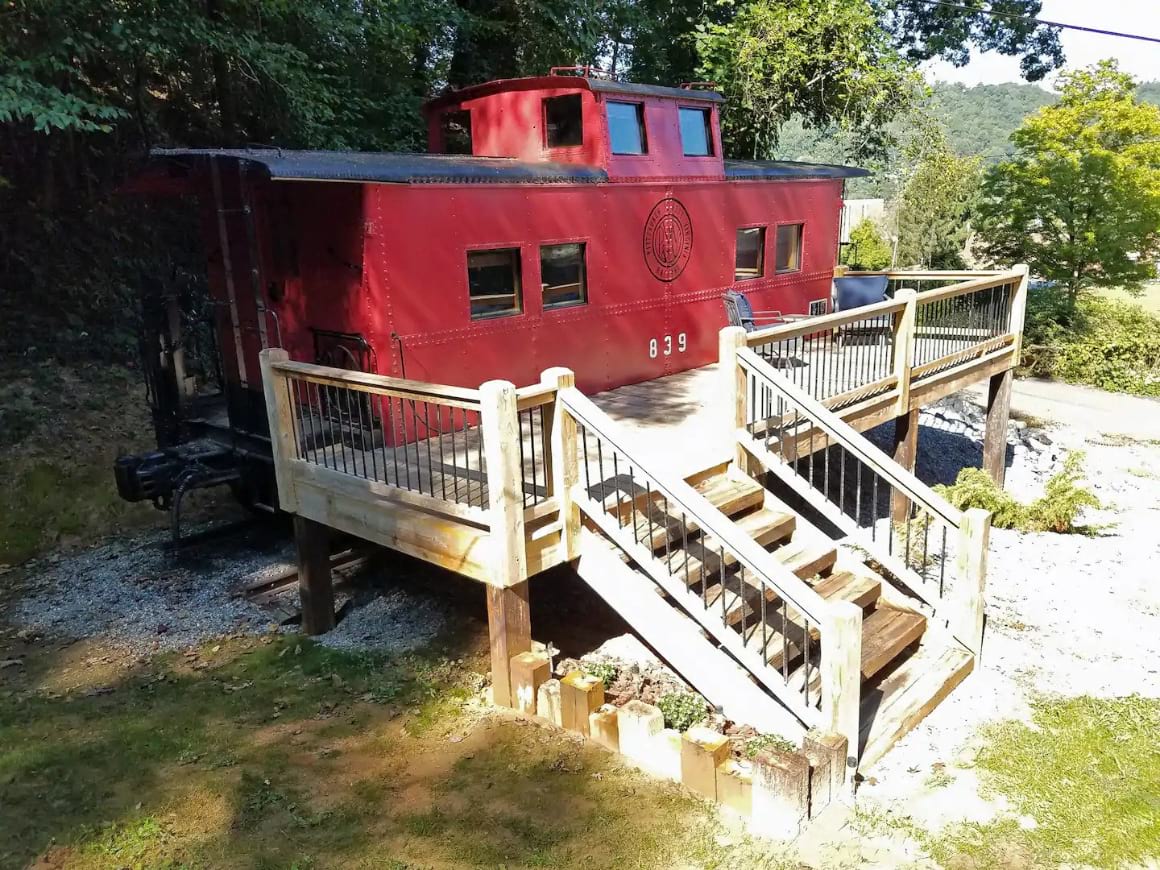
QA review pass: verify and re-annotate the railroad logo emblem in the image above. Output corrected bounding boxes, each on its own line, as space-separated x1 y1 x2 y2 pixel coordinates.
643 197 693 282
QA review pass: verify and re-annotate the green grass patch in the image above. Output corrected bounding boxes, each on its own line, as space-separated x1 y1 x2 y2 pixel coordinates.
932 696 1160 868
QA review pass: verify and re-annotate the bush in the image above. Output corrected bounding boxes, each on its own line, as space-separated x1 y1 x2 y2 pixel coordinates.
582 661 618 687
840 218 892 271
656 691 708 732
1022 289 1160 397
935 452 1099 533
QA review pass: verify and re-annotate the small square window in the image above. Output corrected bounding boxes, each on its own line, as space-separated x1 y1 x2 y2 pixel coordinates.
735 227 765 280
679 107 713 156
467 249 522 319
441 110 472 155
607 101 647 155
775 224 803 273
544 94 583 148
540 243 587 309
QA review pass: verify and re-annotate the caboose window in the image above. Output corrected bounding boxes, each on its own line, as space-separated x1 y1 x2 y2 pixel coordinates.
735 227 765 280
775 224 804 273
607 101 646 155
467 249 522 319
544 94 583 148
679 107 713 156
540 243 587 309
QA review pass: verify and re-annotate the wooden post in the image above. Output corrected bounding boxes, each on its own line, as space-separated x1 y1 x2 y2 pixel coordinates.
820 599 862 787
560 671 604 736
480 379 531 707
719 326 750 471
681 726 731 800
803 731 848 815
751 749 810 838
510 650 551 715
892 288 918 417
481 379 527 587
293 515 335 635
1009 263 1030 361
259 348 299 512
542 367 580 560
952 507 990 657
485 584 531 707
983 369 1013 486
891 406 919 521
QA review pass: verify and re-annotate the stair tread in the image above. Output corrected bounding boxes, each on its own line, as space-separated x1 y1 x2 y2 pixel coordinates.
771 539 838 579
665 507 795 589
858 642 975 770
812 571 881 610
693 473 765 517
628 473 765 551
860 605 927 680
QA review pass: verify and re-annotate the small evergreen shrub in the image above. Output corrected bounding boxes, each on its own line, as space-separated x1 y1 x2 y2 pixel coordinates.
656 691 708 732
935 452 1099 534
744 733 797 758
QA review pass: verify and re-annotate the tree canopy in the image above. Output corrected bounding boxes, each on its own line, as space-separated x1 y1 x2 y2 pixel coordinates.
977 61 1160 300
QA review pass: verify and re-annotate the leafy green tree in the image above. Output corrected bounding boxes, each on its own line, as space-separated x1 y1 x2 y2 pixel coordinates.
694 0 921 160
842 218 892 270
977 61 1160 302
895 130 981 268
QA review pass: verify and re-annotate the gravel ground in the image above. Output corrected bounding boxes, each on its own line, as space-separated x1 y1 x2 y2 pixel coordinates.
317 588 447 654
809 392 1160 864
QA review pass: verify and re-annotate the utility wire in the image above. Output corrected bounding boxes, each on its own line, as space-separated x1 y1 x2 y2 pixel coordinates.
910 0 1160 45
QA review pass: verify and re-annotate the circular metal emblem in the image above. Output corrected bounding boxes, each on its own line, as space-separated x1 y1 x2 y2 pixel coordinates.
642 197 693 282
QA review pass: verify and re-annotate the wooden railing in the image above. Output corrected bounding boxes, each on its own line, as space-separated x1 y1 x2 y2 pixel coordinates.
726 344 990 655
740 267 1029 417
556 385 858 733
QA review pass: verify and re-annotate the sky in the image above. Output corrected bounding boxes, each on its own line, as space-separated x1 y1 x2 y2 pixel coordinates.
924 0 1160 88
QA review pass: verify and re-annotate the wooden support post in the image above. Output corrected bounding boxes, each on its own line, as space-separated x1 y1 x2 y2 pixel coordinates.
617 700 664 764
983 369 1013 486
716 758 754 816
752 749 810 838
589 705 620 753
952 507 990 657
510 650 551 715
719 326 751 472
536 677 563 726
481 379 527 588
821 600 862 786
485 583 531 708
542 367 579 560
681 726 731 800
1009 263 1030 360
259 348 298 512
803 731 849 815
293 515 335 635
892 288 917 416
480 379 530 708
560 671 604 736
891 406 919 521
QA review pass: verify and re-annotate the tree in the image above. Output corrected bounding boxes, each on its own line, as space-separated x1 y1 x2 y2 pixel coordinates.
694 0 922 160
895 129 981 268
977 61 1160 302
842 218 893 270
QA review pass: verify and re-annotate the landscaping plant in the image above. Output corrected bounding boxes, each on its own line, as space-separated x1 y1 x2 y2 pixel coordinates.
935 452 1099 533
656 691 709 732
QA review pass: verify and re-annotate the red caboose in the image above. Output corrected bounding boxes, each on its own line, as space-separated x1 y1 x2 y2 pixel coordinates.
118 70 866 525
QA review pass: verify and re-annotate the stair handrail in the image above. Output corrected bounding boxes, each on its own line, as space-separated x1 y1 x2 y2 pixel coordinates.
738 346 962 530
734 347 990 655
557 385 827 626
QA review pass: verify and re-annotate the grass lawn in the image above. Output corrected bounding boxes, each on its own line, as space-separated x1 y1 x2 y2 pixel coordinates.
0 632 798 870
1094 282 1160 315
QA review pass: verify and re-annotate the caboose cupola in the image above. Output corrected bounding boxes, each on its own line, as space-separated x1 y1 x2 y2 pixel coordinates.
423 70 725 179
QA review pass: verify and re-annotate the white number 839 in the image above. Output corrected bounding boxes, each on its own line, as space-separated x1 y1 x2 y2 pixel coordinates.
648 333 688 359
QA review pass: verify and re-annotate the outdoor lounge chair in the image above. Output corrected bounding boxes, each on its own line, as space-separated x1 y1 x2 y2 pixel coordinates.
722 290 783 332
833 274 891 346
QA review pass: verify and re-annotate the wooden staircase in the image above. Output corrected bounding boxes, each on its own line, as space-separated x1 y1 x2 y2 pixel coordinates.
575 464 974 769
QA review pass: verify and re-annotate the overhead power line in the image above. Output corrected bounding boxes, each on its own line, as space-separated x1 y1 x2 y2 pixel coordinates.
911 0 1160 45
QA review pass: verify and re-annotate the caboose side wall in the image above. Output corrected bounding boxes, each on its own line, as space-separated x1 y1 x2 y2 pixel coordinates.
366 177 842 393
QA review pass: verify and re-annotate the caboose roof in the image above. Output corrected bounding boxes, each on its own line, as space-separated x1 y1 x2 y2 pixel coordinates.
147 148 868 185
422 76 725 114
